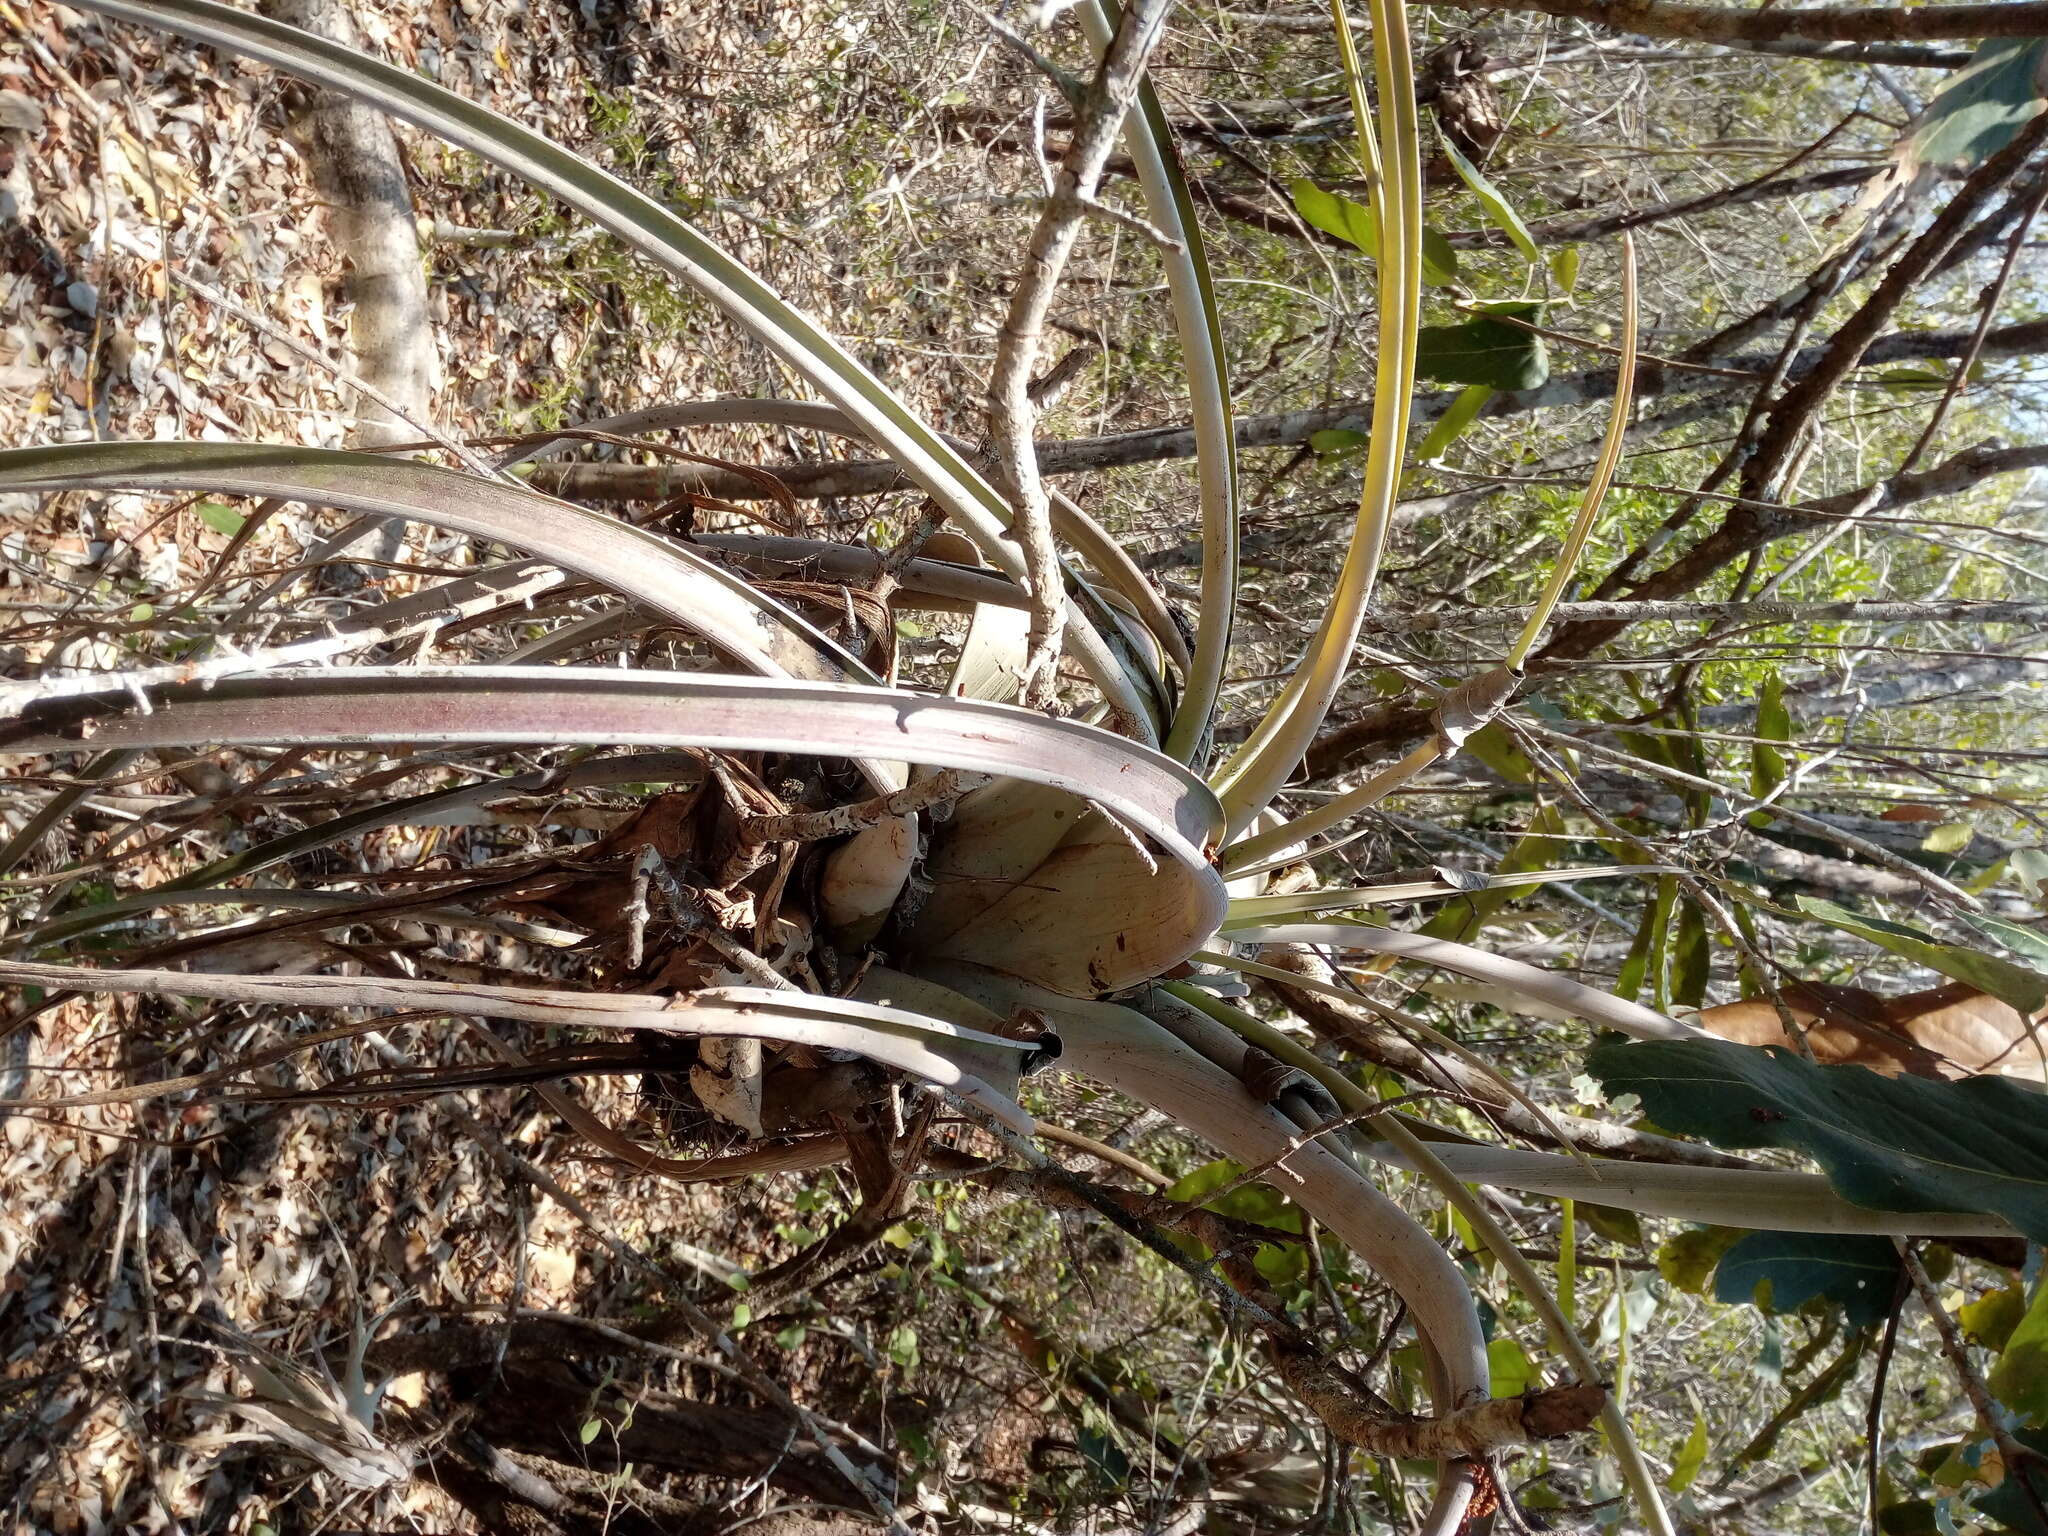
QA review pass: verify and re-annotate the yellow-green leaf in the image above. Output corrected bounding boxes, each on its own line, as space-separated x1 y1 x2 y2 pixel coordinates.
1669 1414 1710 1493
1749 670 1789 804
1988 1279 2048 1420
1959 1284 2026 1351
1794 895 2048 1015
1416 384 1493 463
1290 178 1377 255
1656 1226 1747 1295
195 500 245 537
1439 136 1540 262
1922 822 1973 854
1550 243 1581 293
1487 1336 1532 1397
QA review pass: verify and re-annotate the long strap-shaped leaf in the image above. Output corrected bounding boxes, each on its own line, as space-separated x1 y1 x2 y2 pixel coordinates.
1209 0 1423 831
919 959 1486 1536
0 442 873 689
1234 924 1709 1041
517 397 1188 697
0 962 1038 1134
65 0 1150 736
1077 0 1238 765
1365 1140 2020 1237
0 667 1225 877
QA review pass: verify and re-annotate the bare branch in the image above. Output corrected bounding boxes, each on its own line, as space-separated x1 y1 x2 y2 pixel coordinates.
985 0 1175 707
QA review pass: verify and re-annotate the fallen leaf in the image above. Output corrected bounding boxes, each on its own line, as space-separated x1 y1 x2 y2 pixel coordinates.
1879 804 1947 823
1696 980 2048 1081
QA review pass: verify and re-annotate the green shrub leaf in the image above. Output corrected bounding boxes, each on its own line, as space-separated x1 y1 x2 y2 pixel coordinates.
1588 1038 2048 1242
1290 178 1377 255
1415 304 1549 390
1988 1279 2048 1421
1421 226 1460 287
1669 1414 1710 1493
1415 384 1493 463
1439 137 1541 262
1657 1226 1747 1294
1906 39 2048 172
1793 896 2048 1015
1712 1231 1902 1327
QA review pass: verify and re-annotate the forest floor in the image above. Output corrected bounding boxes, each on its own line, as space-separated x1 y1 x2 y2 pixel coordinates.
0 3 1073 1530
0 1 1990 1532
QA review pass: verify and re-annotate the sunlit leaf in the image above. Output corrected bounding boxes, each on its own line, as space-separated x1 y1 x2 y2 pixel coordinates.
1905 39 2048 171
1669 1414 1710 1493
1550 243 1581 293
2013 847 2048 900
1415 304 1549 390
1487 1336 1532 1396
1657 1226 1747 1294
1794 896 2048 1015
1415 383 1492 462
1588 1038 2048 1242
1290 177 1377 254
1988 1278 2048 1421
194 500 245 537
1750 671 1790 804
1923 824 1975 854
1439 136 1541 262
1958 1284 2026 1350
1962 912 2048 970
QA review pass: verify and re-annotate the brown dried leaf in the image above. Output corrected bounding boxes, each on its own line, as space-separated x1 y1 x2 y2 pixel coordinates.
1697 980 2048 1082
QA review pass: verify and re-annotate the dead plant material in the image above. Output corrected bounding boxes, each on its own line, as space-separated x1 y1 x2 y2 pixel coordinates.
1698 980 2048 1081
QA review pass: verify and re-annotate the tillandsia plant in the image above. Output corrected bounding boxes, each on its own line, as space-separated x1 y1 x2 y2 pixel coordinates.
4 2 2047 1533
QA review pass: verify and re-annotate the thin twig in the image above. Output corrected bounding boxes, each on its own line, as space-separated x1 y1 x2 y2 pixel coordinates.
635 846 793 990
1896 1237 2048 1527
985 0 1175 707
738 770 989 843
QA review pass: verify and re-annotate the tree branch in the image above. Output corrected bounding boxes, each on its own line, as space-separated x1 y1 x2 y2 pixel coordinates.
986 0 1173 706
524 318 2048 503
1421 0 2048 44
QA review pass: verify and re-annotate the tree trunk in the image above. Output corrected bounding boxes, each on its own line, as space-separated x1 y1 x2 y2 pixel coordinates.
263 0 436 565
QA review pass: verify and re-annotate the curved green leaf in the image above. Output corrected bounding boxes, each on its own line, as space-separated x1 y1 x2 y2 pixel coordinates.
1415 384 1492 462
1988 1275 2048 1421
67 0 1154 734
1416 304 1550 390
1794 895 2048 1014
1906 38 2048 171
1290 177 1378 253
1440 136 1541 262
1712 1232 1902 1327
1081 0 1238 766
1589 1038 2048 1244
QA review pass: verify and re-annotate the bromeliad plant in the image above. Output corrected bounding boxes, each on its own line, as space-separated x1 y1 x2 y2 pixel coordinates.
4 3 2043 1533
